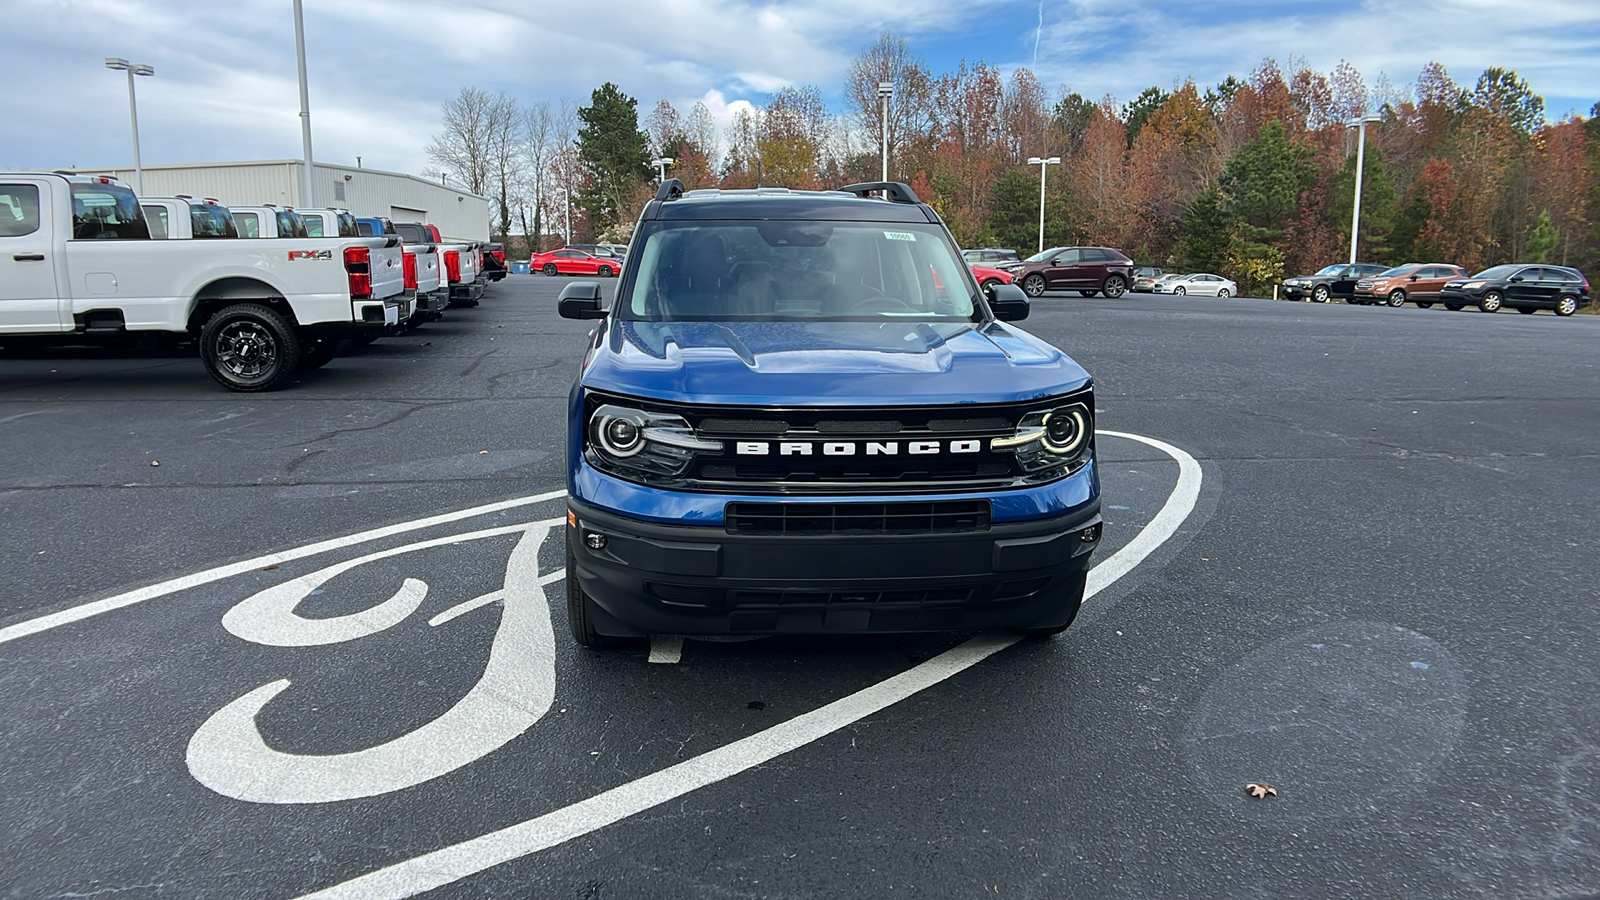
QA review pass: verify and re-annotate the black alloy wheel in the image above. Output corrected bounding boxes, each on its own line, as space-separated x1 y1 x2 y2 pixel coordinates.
1387 289 1407 307
199 303 300 392
1479 291 1504 313
1556 295 1579 317
1102 275 1127 298
542 263 557 276
598 265 613 278
1313 285 1331 303
1021 274 1047 297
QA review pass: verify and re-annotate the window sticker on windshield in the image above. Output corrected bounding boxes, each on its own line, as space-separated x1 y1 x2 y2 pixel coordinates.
883 231 917 241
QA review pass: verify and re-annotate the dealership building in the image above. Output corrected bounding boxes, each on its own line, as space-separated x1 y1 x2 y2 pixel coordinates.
69 159 490 242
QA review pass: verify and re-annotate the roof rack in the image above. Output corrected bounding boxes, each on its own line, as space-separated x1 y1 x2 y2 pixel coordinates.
836 182 921 204
655 178 685 202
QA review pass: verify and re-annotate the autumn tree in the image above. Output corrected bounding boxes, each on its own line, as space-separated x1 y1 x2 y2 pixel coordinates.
845 31 933 181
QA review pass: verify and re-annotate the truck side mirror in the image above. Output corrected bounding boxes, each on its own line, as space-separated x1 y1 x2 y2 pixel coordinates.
988 283 1030 321
558 281 607 319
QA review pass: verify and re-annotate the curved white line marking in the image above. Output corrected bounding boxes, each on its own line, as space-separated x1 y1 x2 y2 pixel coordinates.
0 489 569 646
294 431 1203 900
187 526 556 804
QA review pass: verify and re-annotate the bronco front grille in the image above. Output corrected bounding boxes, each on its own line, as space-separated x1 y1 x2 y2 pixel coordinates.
725 499 991 536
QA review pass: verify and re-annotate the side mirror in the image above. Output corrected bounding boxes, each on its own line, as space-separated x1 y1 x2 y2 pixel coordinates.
1408 274 1419 281
1509 276 1524 283
558 281 607 319
988 283 1030 321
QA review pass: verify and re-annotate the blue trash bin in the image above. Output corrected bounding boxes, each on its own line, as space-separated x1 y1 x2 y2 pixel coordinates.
511 260 531 275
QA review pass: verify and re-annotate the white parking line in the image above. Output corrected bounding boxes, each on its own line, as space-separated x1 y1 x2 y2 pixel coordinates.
295 430 1202 900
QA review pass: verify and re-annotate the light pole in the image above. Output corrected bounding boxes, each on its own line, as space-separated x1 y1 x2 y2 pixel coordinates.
651 156 675 184
1346 115 1381 264
878 81 893 183
1027 156 1061 254
103 58 154 194
293 0 316 208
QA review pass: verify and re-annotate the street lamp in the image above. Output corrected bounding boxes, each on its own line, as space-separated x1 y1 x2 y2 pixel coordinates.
651 156 675 184
1027 156 1061 254
1346 115 1381 264
104 57 154 194
878 81 894 183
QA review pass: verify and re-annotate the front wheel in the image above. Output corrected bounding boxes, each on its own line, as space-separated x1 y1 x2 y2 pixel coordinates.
1387 289 1407 308
1102 275 1127 298
566 546 636 649
1479 291 1503 313
1216 288 1230 298
199 303 300 392
1313 285 1331 303
1021 274 1047 298
542 263 557 276
1556 295 1579 317
598 265 614 278
1173 286 1186 296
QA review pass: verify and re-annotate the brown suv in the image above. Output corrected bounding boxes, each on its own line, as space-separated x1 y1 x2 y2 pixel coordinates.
1352 263 1468 308
1013 246 1135 298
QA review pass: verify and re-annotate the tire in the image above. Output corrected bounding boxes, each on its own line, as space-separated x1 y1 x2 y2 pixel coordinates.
1102 275 1127 298
566 545 635 649
199 303 300 392
542 263 557 276
1173 286 1186 296
598 265 613 278
1445 303 1463 311
1010 569 1087 639
296 338 341 371
979 279 999 292
1478 291 1503 313
1387 289 1407 308
1518 307 1536 315
1416 302 1434 309
1216 288 1230 298
1021 274 1047 297
1556 295 1579 317
1313 285 1331 303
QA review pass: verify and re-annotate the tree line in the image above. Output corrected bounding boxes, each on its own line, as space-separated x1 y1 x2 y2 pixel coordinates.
426 33 1597 292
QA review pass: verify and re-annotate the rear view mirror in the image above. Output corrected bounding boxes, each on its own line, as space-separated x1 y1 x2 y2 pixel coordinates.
988 283 1030 321
558 281 607 319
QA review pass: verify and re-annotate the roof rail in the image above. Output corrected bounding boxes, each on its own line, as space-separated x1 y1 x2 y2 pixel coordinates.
655 178 685 202
836 181 921 204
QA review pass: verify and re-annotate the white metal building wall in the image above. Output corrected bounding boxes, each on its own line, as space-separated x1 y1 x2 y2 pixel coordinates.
71 160 490 242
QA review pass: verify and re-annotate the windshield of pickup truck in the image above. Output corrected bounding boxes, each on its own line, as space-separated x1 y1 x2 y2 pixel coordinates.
621 221 981 322
71 182 150 240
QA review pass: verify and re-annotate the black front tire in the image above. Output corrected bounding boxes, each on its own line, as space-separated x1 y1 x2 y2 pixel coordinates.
567 546 635 649
1102 275 1127 298
598 265 614 278
1021 274 1047 297
199 303 300 392
542 263 557 276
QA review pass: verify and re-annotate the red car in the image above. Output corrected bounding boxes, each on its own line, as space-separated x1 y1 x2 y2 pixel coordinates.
531 248 622 277
971 265 1014 290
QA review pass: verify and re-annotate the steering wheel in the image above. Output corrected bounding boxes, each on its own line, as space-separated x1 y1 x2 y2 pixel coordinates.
843 294 918 313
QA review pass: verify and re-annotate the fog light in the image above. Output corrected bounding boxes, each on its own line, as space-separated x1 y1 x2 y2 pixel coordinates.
584 532 607 550
1080 525 1099 543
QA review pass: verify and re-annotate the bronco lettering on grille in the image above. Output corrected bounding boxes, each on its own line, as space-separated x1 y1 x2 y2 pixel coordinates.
735 440 982 456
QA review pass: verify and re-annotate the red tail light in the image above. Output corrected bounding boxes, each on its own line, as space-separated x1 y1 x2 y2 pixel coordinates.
402 251 418 289
344 246 371 299
444 250 461 283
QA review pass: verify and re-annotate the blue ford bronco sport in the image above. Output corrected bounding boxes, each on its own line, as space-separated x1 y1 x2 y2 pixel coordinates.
558 181 1101 647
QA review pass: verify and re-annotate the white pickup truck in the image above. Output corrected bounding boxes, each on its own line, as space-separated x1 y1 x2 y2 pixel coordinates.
141 196 238 240
394 222 482 308
0 173 405 391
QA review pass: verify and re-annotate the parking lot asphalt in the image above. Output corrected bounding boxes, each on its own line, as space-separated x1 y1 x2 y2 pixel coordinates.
2 279 1599 899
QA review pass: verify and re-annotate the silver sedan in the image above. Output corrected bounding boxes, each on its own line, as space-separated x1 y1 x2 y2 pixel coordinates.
1157 273 1238 297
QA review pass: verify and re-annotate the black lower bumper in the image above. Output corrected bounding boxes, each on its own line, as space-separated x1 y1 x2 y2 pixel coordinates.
568 497 1101 637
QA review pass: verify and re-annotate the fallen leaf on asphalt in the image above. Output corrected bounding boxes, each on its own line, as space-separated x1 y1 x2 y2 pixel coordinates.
1246 783 1277 799
149 460 160 467
479 450 489 455
262 564 278 571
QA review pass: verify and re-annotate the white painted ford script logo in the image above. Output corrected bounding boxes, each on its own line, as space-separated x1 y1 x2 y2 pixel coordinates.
735 440 982 456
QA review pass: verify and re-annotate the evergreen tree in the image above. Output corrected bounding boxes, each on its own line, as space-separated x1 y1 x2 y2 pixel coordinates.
986 166 1068 255
1179 188 1234 273
1525 211 1559 263
576 83 651 236
1327 144 1399 262
1219 120 1316 253
1122 87 1169 146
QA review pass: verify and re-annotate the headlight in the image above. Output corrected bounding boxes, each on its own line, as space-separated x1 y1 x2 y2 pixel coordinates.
589 403 723 478
1462 281 1485 289
991 401 1093 473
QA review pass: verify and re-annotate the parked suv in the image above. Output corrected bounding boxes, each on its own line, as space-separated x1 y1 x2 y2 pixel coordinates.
963 248 1021 267
1281 263 1387 303
1439 265 1591 316
556 180 1102 647
1352 263 1467 307
1013 246 1135 298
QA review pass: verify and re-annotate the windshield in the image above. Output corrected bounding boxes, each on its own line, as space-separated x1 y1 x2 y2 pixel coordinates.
620 220 982 322
1025 247 1066 263
1472 265 1520 280
1311 264 1345 277
1377 265 1418 277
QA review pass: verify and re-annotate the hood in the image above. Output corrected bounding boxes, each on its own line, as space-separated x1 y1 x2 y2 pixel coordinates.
580 319 1091 407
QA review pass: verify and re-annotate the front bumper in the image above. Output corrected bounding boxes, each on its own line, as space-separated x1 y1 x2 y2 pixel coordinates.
568 496 1101 637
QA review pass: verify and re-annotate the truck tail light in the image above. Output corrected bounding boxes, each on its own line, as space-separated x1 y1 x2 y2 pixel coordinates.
444 250 461 283
402 251 418 289
344 246 372 299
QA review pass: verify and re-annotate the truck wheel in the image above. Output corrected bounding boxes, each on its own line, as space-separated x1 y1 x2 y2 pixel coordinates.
1313 285 1331 303
1021 274 1047 297
296 338 341 371
200 303 300 392
566 547 635 649
1387 289 1407 307
1011 569 1087 638
1478 291 1503 313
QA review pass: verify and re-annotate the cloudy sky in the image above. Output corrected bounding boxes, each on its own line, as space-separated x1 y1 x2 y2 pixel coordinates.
5 0 1598 178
